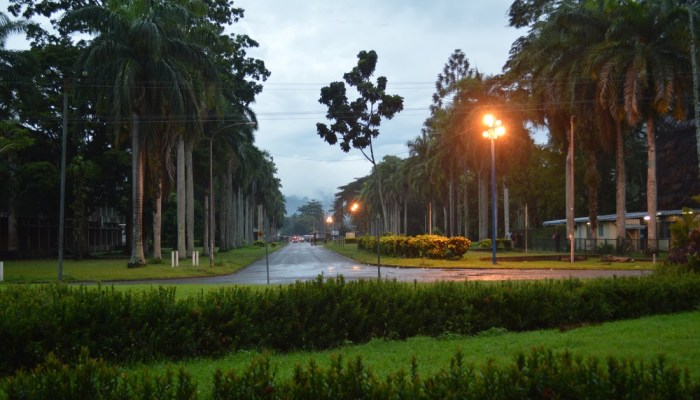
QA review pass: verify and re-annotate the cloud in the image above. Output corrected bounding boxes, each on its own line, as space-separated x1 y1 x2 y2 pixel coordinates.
1 0 526 201
235 0 524 199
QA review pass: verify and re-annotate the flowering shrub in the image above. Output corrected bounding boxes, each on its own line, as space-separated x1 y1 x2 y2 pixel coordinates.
356 234 471 260
447 236 471 259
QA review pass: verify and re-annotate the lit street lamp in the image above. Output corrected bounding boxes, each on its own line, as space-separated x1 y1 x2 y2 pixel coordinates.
482 114 506 265
326 215 333 241
349 202 380 278
208 121 255 268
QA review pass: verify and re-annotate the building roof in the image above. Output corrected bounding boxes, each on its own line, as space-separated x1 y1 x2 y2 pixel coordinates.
543 209 698 226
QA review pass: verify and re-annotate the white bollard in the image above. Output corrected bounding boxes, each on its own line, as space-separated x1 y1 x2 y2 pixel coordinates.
171 251 179 267
0 261 3 282
192 251 199 267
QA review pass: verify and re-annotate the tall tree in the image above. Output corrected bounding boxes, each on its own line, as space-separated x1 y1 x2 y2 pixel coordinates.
589 0 689 252
316 50 404 232
65 0 217 266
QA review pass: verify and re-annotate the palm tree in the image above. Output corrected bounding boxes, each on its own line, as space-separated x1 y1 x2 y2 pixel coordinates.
590 0 689 252
505 1 620 251
0 11 29 256
67 0 217 266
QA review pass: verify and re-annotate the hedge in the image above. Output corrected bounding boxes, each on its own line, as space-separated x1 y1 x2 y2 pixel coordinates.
4 348 698 399
357 234 472 259
1 274 700 375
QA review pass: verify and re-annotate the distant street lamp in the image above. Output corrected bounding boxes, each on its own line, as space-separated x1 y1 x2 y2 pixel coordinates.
482 114 506 265
53 69 86 281
209 121 255 268
349 202 381 279
326 215 333 241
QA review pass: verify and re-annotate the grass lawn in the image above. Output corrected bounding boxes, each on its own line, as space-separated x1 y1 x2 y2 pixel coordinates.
134 310 700 397
325 243 657 270
0 245 281 283
0 241 656 284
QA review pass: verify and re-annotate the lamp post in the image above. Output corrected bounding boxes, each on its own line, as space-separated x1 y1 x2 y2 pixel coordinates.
350 201 379 277
57 76 69 282
208 121 255 268
326 215 333 242
482 114 505 265
54 70 86 281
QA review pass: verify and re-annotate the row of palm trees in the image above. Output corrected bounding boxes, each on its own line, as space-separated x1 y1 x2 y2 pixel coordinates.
342 0 699 250
1 0 285 265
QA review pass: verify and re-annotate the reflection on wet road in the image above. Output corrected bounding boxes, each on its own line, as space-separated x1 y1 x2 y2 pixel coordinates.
166 243 652 285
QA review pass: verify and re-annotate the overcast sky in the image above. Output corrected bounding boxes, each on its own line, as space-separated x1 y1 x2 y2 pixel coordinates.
233 0 525 201
3 0 526 203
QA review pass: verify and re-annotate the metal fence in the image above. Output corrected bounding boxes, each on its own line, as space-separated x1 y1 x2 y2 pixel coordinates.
517 236 669 257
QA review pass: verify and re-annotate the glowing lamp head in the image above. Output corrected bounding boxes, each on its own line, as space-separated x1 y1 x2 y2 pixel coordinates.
482 113 505 140
350 203 360 213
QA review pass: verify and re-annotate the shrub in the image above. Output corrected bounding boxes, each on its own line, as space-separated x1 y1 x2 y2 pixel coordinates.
253 240 265 247
4 350 197 400
597 242 615 254
478 239 492 248
2 275 700 376
447 237 471 259
9 348 698 399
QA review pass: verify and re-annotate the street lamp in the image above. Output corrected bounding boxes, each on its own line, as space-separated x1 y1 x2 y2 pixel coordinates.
208 121 255 268
53 69 86 281
326 215 333 241
482 114 506 265
349 202 381 278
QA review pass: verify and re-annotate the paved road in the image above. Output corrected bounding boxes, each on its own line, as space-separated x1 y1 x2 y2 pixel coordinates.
152 242 652 285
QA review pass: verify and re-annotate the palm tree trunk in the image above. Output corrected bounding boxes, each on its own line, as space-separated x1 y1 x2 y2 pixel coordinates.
177 138 186 258
129 113 146 267
152 176 162 260
7 151 18 252
449 175 455 237
689 6 700 178
202 192 209 256
236 186 244 247
218 172 228 251
646 118 657 253
615 120 626 250
427 202 432 234
585 154 599 252
226 161 234 248
503 175 510 238
403 200 407 235
478 171 488 241
463 170 470 239
185 141 194 256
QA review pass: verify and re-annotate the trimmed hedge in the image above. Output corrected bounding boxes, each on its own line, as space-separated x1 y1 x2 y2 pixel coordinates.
358 234 472 259
4 348 698 399
1 275 700 375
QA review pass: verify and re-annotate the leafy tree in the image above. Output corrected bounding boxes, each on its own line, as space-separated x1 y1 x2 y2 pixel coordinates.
65 0 218 266
316 50 403 231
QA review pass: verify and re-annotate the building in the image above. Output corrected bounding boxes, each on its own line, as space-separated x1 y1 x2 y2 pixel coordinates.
543 209 697 253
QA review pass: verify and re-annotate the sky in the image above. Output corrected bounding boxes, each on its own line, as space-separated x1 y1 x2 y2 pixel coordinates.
233 0 526 202
2 0 527 205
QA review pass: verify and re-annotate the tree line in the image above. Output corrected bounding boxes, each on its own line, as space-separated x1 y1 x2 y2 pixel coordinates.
0 0 285 265
320 0 699 250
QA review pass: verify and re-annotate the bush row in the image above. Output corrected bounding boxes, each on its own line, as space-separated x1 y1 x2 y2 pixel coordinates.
1 275 700 375
357 234 472 259
4 348 698 399
477 238 512 249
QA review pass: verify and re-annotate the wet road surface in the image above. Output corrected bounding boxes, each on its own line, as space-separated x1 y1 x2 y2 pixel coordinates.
144 242 652 285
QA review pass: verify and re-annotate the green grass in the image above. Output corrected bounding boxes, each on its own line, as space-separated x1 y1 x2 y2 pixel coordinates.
132 310 700 397
326 243 657 270
0 245 281 283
